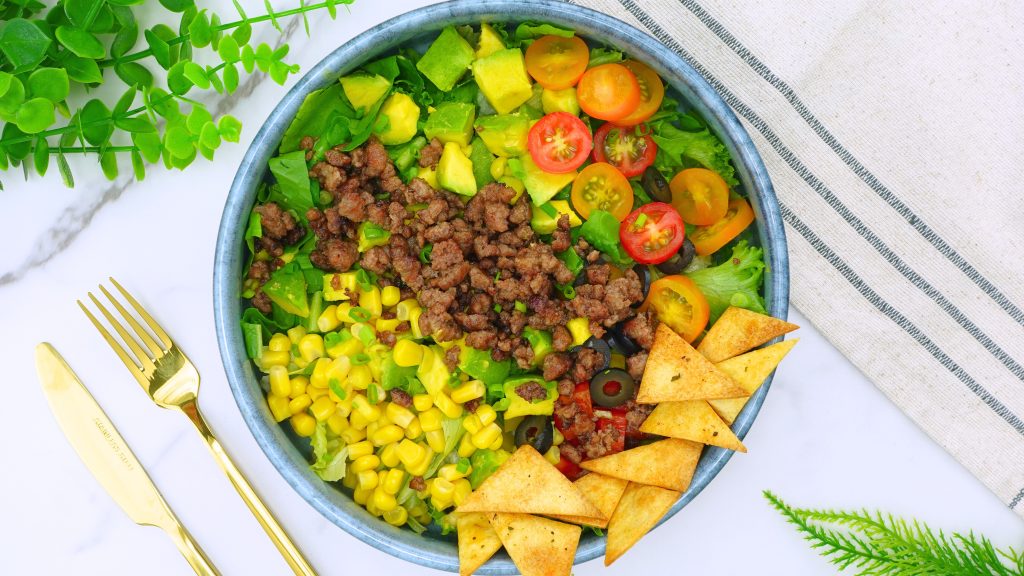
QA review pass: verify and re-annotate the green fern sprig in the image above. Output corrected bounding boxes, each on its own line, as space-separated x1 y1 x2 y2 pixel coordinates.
764 490 1024 575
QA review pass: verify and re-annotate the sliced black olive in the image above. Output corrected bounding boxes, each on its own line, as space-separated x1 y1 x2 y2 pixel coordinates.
642 166 672 203
607 323 641 356
655 237 696 275
630 265 652 308
589 368 636 408
514 415 554 454
569 336 611 374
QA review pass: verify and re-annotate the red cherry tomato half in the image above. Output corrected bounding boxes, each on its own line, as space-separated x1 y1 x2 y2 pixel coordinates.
527 112 593 174
593 122 658 178
576 63 641 122
525 35 590 90
619 202 685 265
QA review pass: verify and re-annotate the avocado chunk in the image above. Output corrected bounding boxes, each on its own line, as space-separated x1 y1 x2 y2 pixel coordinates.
437 142 477 196
476 23 505 59
416 26 475 91
507 155 577 206
376 93 420 145
416 165 438 188
522 327 553 366
541 87 580 116
472 48 534 114
502 375 557 419
459 345 511 386
468 137 496 187
339 72 391 114
423 102 476 146
530 200 583 234
474 113 532 157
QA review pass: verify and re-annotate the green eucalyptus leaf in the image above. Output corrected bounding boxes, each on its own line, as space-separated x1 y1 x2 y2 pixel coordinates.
0 76 26 117
0 72 12 97
80 98 113 145
269 61 289 85
3 124 32 160
100 150 118 179
170 146 196 169
144 27 171 68
107 0 145 6
188 10 211 48
64 0 102 29
109 4 135 26
325 0 337 19
57 153 74 187
272 44 289 60
56 101 71 118
131 131 161 162
231 0 247 19
222 62 239 93
60 128 78 148
34 137 49 176
158 0 194 13
114 62 152 87
55 25 105 59
164 124 193 158
0 146 10 171
232 21 251 45
115 116 156 133
113 86 136 116
16 97 55 133
182 61 209 90
207 67 224 93
240 44 255 73
264 0 281 31
197 142 214 161
89 6 117 33
166 61 193 95
209 13 222 50
0 18 53 71
111 21 138 58
217 35 239 63
131 149 145 180
255 43 272 72
64 55 104 84
217 114 241 142
27 68 69 102
148 88 180 118
200 121 220 149
186 106 212 134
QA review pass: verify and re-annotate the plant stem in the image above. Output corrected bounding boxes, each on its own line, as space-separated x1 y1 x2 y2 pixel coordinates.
50 145 139 154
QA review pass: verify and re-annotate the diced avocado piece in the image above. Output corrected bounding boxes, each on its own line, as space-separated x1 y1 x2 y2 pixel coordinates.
437 142 477 196
541 87 580 116
416 26 475 91
339 72 391 114
459 345 511 386
472 48 533 114
502 375 556 419
416 165 438 189
423 102 476 146
476 23 505 59
507 155 577 206
530 200 583 234
474 113 532 157
376 93 420 145
417 346 452 395
468 137 496 187
522 328 553 366
357 221 390 252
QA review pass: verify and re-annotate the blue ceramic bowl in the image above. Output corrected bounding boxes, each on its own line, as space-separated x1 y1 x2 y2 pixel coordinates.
214 1 788 573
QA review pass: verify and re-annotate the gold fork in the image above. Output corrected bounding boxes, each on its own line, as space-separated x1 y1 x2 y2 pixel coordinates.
79 278 317 576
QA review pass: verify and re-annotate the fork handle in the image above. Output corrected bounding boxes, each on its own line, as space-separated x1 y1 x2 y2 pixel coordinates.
183 401 317 576
163 521 220 576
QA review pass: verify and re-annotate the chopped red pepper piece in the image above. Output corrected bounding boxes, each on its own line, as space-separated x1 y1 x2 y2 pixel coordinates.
597 411 627 453
554 454 583 479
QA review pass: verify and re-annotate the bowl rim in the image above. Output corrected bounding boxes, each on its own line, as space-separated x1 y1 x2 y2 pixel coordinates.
213 0 789 573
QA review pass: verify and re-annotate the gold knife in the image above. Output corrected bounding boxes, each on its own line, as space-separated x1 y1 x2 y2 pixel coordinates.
36 343 220 576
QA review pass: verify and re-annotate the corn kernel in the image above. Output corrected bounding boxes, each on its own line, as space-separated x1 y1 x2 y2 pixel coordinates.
260 350 290 368
268 365 291 398
308 386 328 402
287 325 307 345
438 463 468 482
392 340 423 368
366 501 382 517
326 356 351 384
353 486 372 505
299 334 326 362
268 395 290 422
433 392 462 419
395 298 420 321
489 434 504 451
382 469 405 495
544 445 561 466
458 433 477 457
425 429 445 453
451 380 485 404
418 408 443 432
351 454 381 474
430 477 455 502
380 442 401 467
357 469 379 490
268 333 291 352
372 424 405 447
383 506 408 527
317 305 341 332
352 394 381 421
288 394 312 415
462 414 482 435
342 467 358 489
404 417 423 440
335 396 353 419
347 440 374 460
366 420 380 439
349 409 369 431
453 478 472 507
476 404 497 427
375 318 401 333
385 403 416 428
553 427 564 446
340 427 366 444
310 396 336 421
567 317 592 346
288 376 308 398
472 423 502 449
290 412 316 437
397 439 426 469
348 365 372 390
412 394 433 412
372 488 398 512
336 302 355 323
409 308 424 339
381 285 401 308
327 412 348 435
359 286 383 318
310 357 332 389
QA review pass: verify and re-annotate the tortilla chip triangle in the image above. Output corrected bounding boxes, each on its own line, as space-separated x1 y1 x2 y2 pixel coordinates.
580 438 702 492
640 400 747 452
708 339 798 424
637 324 747 403
548 473 629 528
489 513 581 576
605 482 680 565
457 445 603 518
457 512 503 576
697 306 798 363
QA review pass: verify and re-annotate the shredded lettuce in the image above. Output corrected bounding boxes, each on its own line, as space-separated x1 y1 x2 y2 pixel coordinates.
686 240 767 324
310 423 349 482
268 150 314 217
424 416 467 479
468 449 508 489
588 47 623 68
648 98 738 186
514 22 574 42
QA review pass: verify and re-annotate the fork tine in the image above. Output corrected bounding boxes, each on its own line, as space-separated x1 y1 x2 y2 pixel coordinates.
109 277 172 349
78 299 152 389
99 284 163 357
88 291 156 372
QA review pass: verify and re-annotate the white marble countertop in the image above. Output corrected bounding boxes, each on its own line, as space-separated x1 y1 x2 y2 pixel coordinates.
3 1 1021 574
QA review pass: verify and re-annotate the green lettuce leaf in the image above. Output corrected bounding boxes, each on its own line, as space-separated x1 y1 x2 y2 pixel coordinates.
686 240 766 324
268 149 314 216
310 422 349 482
651 122 738 187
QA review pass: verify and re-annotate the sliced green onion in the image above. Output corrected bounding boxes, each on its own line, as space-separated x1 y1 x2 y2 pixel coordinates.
493 303 503 313
633 212 649 230
323 331 342 349
351 352 371 365
514 300 527 313
328 378 347 399
419 244 433 264
456 457 470 473
367 383 381 404
540 202 558 218
558 284 576 299
349 306 372 323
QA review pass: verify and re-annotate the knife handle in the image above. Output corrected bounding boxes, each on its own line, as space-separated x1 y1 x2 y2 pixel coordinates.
165 521 220 576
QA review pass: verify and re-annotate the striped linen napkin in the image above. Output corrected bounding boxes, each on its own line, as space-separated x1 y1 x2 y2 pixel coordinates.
568 0 1024 515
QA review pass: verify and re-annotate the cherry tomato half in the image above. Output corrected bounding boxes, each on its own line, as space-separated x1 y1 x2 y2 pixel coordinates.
616 60 666 126
619 202 685 264
669 168 730 225
527 112 593 174
576 63 641 122
525 35 590 90
593 122 658 178
571 162 635 221
689 198 755 256
641 275 709 343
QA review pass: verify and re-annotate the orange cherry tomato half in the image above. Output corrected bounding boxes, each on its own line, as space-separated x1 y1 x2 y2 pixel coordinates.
576 63 641 122
689 198 755 256
641 275 709 342
593 122 658 178
571 162 635 221
527 112 593 174
619 202 685 264
615 60 666 126
669 168 730 225
525 35 590 90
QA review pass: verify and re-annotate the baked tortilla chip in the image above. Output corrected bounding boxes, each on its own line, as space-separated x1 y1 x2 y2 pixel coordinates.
489 513 581 576
457 512 503 576
708 339 798 424
579 438 702 492
548 473 629 528
604 483 680 565
637 324 746 403
697 307 798 363
457 445 602 518
640 400 746 452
